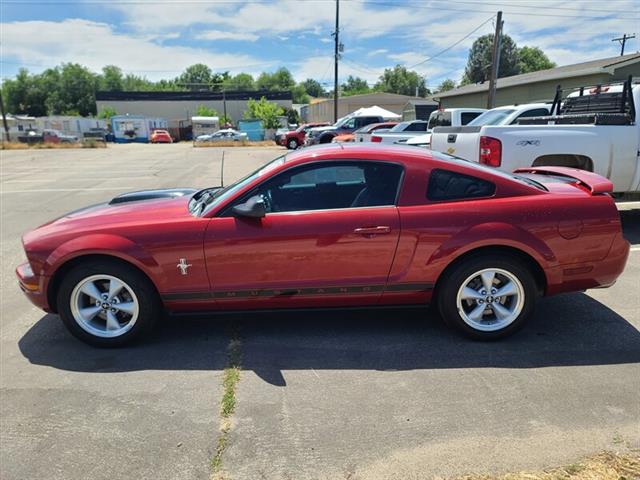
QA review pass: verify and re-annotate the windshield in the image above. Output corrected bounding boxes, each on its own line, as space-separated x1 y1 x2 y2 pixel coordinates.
192 155 286 216
389 122 410 132
468 109 516 126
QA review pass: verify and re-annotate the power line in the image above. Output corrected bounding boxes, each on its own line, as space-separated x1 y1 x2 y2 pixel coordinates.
359 0 638 20
407 15 495 69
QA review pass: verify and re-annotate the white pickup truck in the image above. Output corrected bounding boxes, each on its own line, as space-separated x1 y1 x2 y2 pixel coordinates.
411 103 550 148
371 108 486 144
388 108 487 147
431 79 640 195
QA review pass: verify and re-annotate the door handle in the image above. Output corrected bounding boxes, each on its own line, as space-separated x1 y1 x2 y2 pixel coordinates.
354 226 391 236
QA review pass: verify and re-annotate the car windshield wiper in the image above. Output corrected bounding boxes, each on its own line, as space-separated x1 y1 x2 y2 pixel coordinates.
190 187 224 215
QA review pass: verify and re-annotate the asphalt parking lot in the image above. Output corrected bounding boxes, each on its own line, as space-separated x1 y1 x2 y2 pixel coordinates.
1 143 638 480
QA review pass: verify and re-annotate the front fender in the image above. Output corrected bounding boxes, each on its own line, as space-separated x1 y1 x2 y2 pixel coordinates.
44 233 160 281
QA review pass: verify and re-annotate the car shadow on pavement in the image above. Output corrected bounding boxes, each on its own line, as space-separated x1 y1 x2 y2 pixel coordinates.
621 210 640 245
19 292 640 385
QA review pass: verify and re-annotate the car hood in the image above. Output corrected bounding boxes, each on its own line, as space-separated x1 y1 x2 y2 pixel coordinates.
24 188 197 244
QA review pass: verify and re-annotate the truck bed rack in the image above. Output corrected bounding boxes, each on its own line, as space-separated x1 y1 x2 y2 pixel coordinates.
517 76 636 126
518 112 633 126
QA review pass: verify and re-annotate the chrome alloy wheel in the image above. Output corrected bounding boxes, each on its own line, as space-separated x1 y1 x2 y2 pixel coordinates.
455 268 525 332
70 274 139 338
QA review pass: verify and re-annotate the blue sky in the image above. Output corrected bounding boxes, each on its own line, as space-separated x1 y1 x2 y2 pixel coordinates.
1 0 638 90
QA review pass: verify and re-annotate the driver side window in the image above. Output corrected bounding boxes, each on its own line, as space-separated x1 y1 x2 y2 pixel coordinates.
234 162 403 214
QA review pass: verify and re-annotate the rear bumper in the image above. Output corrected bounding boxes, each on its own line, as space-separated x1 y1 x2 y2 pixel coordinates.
16 262 51 311
546 233 630 295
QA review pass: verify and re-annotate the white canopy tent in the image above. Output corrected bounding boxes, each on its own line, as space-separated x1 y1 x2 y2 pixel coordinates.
349 105 401 119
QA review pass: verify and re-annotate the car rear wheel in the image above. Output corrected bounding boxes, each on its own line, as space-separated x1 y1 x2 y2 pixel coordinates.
437 254 537 339
57 260 160 347
287 138 298 149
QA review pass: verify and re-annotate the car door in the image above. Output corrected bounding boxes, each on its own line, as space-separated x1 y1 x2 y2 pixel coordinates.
204 161 404 309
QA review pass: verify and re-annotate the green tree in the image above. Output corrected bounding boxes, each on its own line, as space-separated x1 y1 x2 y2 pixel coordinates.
517 46 556 74
195 105 219 117
256 67 295 91
285 107 300 125
1 68 49 116
40 63 98 116
99 65 124 91
302 78 327 98
341 76 370 96
436 79 456 93
462 33 519 84
223 73 256 90
374 65 429 97
244 96 284 129
122 74 154 91
177 64 213 90
292 83 309 104
97 105 117 120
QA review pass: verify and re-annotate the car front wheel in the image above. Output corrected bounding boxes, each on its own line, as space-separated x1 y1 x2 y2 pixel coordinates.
437 254 537 339
287 138 298 149
57 260 160 347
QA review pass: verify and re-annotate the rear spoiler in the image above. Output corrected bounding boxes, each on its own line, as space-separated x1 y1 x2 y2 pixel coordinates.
514 166 613 194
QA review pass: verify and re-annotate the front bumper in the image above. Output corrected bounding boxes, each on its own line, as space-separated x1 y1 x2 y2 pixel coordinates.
16 262 51 311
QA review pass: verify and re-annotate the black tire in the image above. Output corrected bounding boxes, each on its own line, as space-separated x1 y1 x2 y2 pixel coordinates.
437 253 537 340
56 260 161 347
319 134 334 144
287 138 298 150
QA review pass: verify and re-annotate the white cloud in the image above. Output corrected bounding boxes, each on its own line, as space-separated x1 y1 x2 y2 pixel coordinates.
294 55 382 85
0 19 273 80
109 0 426 40
367 49 389 57
196 30 259 42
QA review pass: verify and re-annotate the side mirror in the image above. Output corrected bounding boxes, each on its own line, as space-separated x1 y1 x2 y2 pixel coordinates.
232 195 266 218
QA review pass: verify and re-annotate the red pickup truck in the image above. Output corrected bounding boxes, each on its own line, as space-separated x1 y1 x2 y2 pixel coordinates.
278 122 330 149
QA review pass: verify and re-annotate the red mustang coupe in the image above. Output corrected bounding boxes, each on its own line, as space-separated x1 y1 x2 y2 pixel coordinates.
17 145 629 346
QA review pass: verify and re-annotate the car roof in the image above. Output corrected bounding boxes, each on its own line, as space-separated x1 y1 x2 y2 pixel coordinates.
284 143 459 169
281 144 538 198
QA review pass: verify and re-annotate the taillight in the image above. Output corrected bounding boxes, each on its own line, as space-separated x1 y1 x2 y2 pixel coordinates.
479 136 501 167
371 135 382 143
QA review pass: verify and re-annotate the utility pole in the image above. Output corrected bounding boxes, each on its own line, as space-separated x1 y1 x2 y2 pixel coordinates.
487 11 503 110
333 0 340 123
0 91 10 142
612 34 635 56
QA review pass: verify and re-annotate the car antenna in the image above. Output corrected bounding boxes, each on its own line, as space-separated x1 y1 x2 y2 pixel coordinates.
220 150 225 188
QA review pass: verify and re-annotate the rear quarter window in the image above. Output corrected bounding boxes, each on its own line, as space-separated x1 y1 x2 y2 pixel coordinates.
427 169 496 201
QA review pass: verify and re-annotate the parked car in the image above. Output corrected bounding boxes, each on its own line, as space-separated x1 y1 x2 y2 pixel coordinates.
305 115 386 145
431 78 640 195
278 122 330 149
150 129 173 144
397 108 488 148
332 123 398 142
352 122 399 142
369 120 430 143
196 129 248 143
426 103 551 151
17 144 629 346
43 129 79 144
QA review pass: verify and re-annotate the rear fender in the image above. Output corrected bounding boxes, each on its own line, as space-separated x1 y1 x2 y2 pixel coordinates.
428 222 558 285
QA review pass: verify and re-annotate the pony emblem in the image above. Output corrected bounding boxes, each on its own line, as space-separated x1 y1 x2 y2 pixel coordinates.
177 258 192 275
